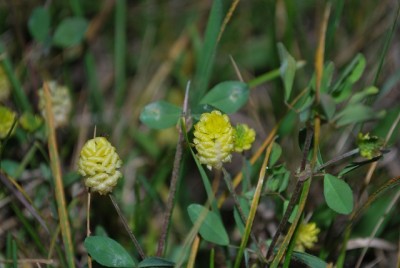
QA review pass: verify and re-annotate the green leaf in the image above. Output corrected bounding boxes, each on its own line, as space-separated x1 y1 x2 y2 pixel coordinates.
348 86 379 104
292 251 328 268
332 53 366 94
84 236 136 267
334 104 380 127
199 81 249 113
28 7 50 42
269 142 282 167
277 43 296 101
138 257 175 268
53 17 88 48
0 160 20 177
187 204 229 246
324 174 353 214
320 93 336 120
191 103 218 121
139 101 182 129
267 165 290 193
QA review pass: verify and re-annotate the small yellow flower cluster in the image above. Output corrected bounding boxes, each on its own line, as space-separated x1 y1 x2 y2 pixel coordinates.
0 105 16 139
19 112 43 132
78 137 123 195
38 81 72 128
295 222 320 252
193 110 256 170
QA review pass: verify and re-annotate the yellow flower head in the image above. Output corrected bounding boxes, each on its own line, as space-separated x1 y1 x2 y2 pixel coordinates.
0 66 10 102
193 110 235 170
38 81 72 128
0 105 17 139
295 222 320 252
234 124 256 152
78 137 123 195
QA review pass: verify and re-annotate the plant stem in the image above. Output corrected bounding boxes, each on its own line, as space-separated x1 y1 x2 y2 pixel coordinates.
156 82 190 257
86 190 92 268
266 126 313 260
109 194 145 260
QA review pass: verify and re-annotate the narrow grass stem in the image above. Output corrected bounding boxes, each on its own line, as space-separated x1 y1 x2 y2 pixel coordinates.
109 194 145 260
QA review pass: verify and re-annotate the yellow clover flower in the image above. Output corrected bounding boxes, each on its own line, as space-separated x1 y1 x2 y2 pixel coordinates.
357 132 383 159
295 222 320 252
0 105 17 139
78 137 123 195
193 110 235 170
38 81 72 128
234 124 256 152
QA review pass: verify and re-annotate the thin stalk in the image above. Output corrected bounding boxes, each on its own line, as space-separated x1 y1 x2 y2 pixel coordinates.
187 236 200 268
86 191 92 268
109 194 145 259
156 82 190 257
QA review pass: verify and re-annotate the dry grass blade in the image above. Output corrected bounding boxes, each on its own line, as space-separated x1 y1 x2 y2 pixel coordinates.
43 82 75 268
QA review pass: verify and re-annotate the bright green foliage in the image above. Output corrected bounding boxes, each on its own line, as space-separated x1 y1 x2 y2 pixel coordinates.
84 236 136 267
187 204 229 246
324 174 354 215
140 101 182 129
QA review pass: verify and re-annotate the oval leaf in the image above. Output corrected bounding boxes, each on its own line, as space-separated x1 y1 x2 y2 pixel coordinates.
138 257 175 268
28 7 50 42
140 101 182 129
187 204 229 246
324 174 353 214
84 236 135 267
200 81 249 113
277 43 296 101
334 104 377 127
53 17 88 48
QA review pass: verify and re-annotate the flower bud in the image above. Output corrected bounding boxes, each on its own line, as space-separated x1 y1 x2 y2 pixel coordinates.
295 222 320 252
233 124 256 152
78 137 122 195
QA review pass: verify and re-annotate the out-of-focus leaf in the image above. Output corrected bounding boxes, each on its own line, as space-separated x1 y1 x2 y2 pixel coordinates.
269 142 282 167
200 81 249 113
332 53 366 94
320 93 336 120
324 174 353 214
28 7 50 43
292 251 328 268
140 101 182 129
187 204 229 246
277 43 296 102
53 17 88 48
348 86 379 104
334 104 381 127
84 236 135 267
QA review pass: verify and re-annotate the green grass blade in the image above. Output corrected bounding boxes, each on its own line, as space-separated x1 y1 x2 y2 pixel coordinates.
190 0 223 106
233 140 274 268
0 45 32 112
114 0 127 109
